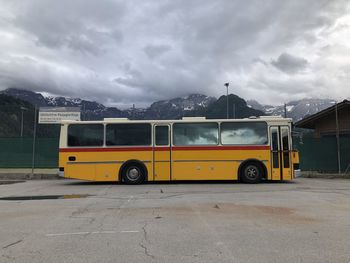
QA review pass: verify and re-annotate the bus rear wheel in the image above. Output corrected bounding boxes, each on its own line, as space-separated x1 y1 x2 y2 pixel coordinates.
121 164 146 185
240 162 263 184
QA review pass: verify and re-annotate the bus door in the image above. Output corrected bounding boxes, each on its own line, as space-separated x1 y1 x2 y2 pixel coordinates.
270 126 292 180
153 125 171 181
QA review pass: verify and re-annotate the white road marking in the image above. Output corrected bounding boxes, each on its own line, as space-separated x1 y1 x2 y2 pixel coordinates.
46 230 139 237
46 232 90 237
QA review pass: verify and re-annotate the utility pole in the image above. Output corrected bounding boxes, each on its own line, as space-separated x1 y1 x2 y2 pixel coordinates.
224 83 229 119
284 103 287 118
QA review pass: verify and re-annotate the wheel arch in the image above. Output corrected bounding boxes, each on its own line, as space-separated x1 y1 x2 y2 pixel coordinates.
118 159 148 182
238 159 267 180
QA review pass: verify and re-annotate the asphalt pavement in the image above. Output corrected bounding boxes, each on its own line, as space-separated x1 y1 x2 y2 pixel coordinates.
1 178 350 263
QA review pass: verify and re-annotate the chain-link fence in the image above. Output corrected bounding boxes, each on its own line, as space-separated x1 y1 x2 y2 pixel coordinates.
294 136 350 173
0 137 59 168
0 104 60 168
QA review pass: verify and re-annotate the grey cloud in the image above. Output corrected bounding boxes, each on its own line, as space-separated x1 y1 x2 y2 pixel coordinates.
144 44 172 60
13 0 126 54
252 58 268 66
0 0 349 107
271 53 309 74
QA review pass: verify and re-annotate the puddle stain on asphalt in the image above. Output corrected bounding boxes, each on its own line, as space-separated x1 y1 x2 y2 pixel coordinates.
105 203 318 224
0 194 91 201
204 203 318 223
0 181 25 185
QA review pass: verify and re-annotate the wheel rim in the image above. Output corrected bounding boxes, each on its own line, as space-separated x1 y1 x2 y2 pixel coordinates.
126 167 141 181
245 165 259 180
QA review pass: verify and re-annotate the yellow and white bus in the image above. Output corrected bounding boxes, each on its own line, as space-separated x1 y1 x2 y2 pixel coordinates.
59 116 299 184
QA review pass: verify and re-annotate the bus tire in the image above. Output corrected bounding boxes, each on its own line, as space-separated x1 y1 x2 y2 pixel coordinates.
240 162 264 184
121 162 146 185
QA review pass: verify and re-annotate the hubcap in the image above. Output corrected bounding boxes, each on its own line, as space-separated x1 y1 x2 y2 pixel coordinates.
245 165 258 179
127 167 140 181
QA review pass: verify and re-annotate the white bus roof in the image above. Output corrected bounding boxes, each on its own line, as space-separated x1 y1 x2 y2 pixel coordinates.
60 116 292 124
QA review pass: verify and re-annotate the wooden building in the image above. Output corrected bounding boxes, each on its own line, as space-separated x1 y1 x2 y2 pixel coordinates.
295 100 350 138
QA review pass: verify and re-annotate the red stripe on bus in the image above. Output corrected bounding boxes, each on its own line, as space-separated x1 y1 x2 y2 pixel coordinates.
59 147 152 152
172 146 269 151
59 145 269 152
154 147 171 151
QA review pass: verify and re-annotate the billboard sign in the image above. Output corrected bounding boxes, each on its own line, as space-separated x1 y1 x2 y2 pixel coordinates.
38 107 81 124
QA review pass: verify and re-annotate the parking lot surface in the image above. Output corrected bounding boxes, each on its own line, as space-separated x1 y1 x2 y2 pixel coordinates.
1 178 350 263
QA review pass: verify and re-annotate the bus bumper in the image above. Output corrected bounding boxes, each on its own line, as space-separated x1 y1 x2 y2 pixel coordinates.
58 167 65 178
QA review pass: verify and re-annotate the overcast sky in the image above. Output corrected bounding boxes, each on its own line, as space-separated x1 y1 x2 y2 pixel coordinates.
0 0 349 108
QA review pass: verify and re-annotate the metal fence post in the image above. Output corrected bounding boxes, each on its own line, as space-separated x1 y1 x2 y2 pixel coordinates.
335 102 341 174
31 105 37 175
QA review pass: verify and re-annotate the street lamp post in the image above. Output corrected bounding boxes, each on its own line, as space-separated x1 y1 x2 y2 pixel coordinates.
224 83 229 119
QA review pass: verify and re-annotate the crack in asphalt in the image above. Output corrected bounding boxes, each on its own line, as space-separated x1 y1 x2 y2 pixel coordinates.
139 222 155 259
2 239 23 249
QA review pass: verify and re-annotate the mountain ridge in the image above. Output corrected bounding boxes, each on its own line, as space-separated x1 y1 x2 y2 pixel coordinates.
2 88 263 121
1 87 339 122
247 98 337 121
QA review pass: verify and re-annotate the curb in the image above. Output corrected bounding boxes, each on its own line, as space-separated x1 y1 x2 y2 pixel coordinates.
0 174 61 180
300 172 350 179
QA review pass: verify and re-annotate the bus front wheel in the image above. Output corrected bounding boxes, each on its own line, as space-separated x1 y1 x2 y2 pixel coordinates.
121 163 146 185
240 162 263 184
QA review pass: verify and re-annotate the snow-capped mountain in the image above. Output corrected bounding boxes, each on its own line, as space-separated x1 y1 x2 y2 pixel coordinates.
2 87 341 122
143 94 216 119
1 88 216 120
1 88 125 120
247 98 337 121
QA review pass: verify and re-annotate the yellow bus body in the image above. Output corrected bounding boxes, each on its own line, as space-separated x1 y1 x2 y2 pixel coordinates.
59 117 299 182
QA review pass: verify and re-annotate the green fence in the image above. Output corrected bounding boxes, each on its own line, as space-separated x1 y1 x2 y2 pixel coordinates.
0 137 59 168
294 137 350 173
1 136 349 172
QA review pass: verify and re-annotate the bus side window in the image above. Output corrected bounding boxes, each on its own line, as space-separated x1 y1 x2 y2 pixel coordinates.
173 123 218 146
271 128 279 168
281 127 290 168
220 122 268 145
106 123 151 146
68 124 104 147
155 126 169 146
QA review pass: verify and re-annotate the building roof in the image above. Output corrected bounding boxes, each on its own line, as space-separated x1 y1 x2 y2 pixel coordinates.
295 100 350 129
